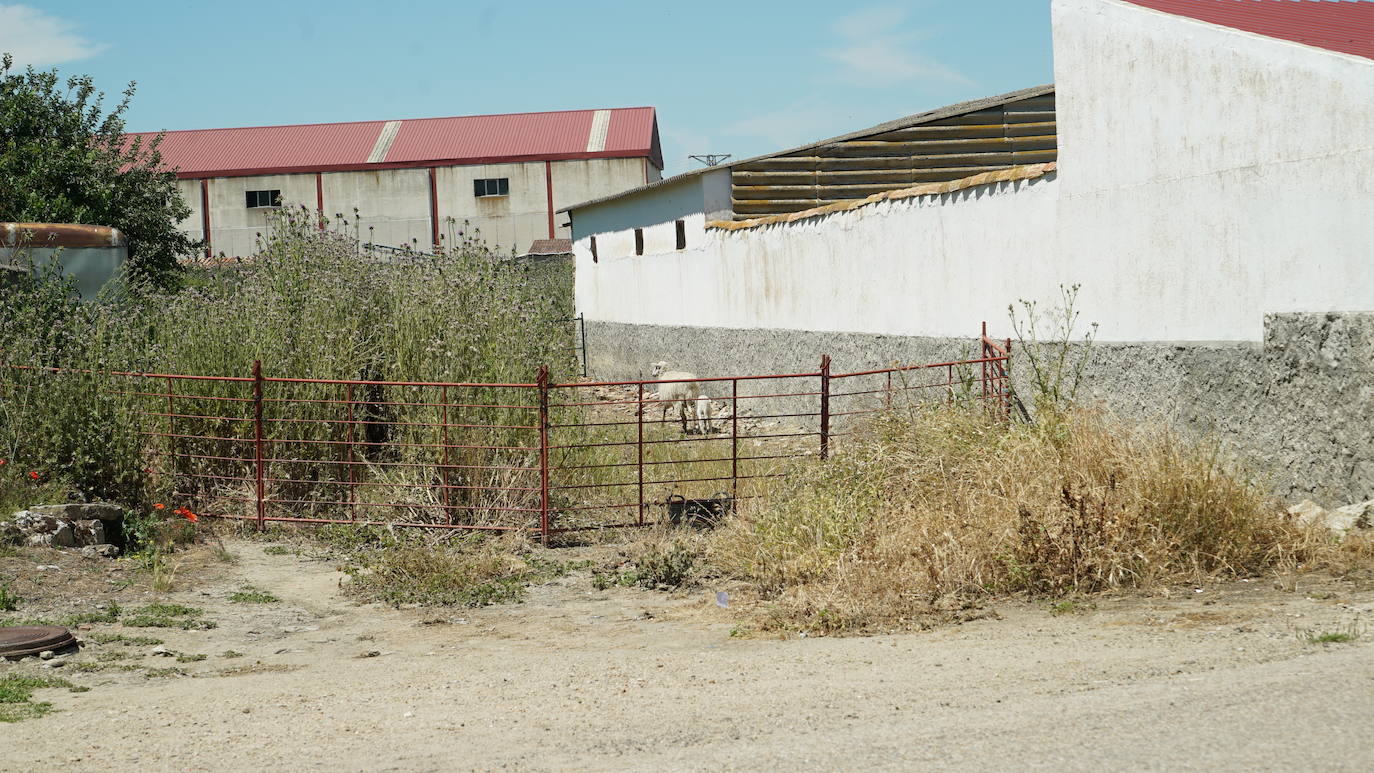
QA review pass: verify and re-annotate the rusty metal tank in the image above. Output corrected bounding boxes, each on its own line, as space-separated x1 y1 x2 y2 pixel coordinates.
1 223 128 299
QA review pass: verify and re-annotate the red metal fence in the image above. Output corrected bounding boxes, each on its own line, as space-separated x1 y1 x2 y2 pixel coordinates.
4 328 1010 542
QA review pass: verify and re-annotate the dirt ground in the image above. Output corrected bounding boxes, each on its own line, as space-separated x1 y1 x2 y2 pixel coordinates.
2 539 1372 772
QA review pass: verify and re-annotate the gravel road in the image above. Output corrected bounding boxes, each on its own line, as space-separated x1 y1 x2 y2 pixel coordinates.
3 541 1371 772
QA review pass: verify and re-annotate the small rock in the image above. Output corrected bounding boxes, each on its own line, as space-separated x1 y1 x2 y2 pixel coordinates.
403 711 414 718
79 544 121 559
72 519 105 547
1334 500 1374 530
39 650 55 660
42 659 65 669
358 650 381 659
49 521 76 548
151 645 172 657
30 503 123 523
1289 499 1368 538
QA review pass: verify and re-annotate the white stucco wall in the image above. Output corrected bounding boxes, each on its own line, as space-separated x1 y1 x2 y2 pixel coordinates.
577 175 1059 337
575 0 1374 343
1051 0 1374 341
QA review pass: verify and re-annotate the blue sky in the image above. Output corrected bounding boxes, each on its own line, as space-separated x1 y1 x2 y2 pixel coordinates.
4 1 1053 176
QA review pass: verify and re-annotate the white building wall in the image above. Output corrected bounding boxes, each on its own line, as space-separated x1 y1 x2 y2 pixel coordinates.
576 177 1059 337
575 0 1374 344
177 157 651 259
322 168 430 249
551 157 653 238
174 179 201 248
206 173 317 259
1051 0 1374 341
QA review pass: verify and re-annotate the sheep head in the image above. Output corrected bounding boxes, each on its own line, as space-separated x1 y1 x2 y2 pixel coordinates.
650 361 668 378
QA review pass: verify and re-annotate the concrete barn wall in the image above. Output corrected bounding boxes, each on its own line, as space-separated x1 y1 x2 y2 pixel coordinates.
175 157 652 259
174 179 201 247
206 173 318 259
323 168 431 249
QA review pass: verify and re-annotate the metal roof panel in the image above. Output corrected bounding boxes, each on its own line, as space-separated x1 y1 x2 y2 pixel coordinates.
1122 0 1374 60
127 108 659 178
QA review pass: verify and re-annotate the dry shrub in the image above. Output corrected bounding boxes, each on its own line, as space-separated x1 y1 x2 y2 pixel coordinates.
710 405 1339 634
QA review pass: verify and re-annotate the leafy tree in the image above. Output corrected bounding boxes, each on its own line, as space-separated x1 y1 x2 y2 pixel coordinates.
0 53 195 283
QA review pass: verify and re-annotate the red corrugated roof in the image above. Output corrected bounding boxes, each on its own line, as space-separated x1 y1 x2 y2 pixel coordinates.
1122 0 1374 60
129 107 661 178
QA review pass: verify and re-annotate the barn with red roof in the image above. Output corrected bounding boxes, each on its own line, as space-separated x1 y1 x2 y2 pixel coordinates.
128 107 663 258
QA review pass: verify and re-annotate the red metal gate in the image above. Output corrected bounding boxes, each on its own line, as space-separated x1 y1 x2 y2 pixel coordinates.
4 327 1011 542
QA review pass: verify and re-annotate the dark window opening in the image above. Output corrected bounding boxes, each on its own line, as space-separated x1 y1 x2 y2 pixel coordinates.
474 178 510 197
246 189 282 209
634 228 644 256
590 236 598 263
675 219 687 250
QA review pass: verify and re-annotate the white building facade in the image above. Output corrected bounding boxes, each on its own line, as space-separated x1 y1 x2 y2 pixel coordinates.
133 108 663 259
569 1 1373 344
563 0 1374 501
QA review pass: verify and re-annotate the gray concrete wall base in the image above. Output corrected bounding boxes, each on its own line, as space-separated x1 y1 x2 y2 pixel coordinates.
584 313 1374 505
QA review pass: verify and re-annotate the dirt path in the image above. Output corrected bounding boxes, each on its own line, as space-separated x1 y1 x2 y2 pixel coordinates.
3 540 1372 772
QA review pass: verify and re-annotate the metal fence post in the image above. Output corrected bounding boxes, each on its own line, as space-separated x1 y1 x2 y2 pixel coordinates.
252 360 266 532
636 381 645 526
440 385 452 523
1004 337 1014 422
537 366 551 545
980 322 989 406
578 313 588 379
164 376 176 482
344 383 356 519
730 378 739 495
819 355 831 460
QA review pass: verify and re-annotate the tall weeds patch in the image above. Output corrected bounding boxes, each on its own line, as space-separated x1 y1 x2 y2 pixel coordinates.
710 405 1332 634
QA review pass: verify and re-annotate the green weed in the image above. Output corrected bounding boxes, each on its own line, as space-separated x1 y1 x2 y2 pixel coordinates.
121 603 216 630
0 583 18 612
0 674 86 723
88 633 162 646
1301 622 1363 645
228 587 280 604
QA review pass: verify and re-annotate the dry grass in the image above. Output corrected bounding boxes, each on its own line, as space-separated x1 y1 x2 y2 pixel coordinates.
706 404 1351 635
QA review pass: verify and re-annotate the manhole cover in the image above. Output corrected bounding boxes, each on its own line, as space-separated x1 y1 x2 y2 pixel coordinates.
0 626 77 658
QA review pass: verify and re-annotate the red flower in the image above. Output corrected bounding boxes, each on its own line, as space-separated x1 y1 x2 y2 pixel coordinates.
175 506 198 523
153 503 166 510
28 471 38 480
0 459 7 466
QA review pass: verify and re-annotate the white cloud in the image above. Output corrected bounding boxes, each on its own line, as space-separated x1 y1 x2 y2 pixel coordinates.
0 4 105 68
824 3 972 88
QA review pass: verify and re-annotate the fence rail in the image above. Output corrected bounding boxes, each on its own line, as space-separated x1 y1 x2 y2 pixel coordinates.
2 327 1010 543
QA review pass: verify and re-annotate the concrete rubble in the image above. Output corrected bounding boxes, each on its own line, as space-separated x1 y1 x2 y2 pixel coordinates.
1288 499 1374 538
1 502 124 556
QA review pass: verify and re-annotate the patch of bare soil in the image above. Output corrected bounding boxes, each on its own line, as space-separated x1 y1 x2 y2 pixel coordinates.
3 540 1373 772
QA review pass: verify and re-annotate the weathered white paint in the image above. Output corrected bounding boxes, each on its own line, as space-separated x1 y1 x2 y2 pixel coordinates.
1051 0 1374 341
577 176 1059 337
575 0 1374 343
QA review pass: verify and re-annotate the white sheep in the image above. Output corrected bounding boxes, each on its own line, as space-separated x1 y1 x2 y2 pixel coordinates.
650 361 710 434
